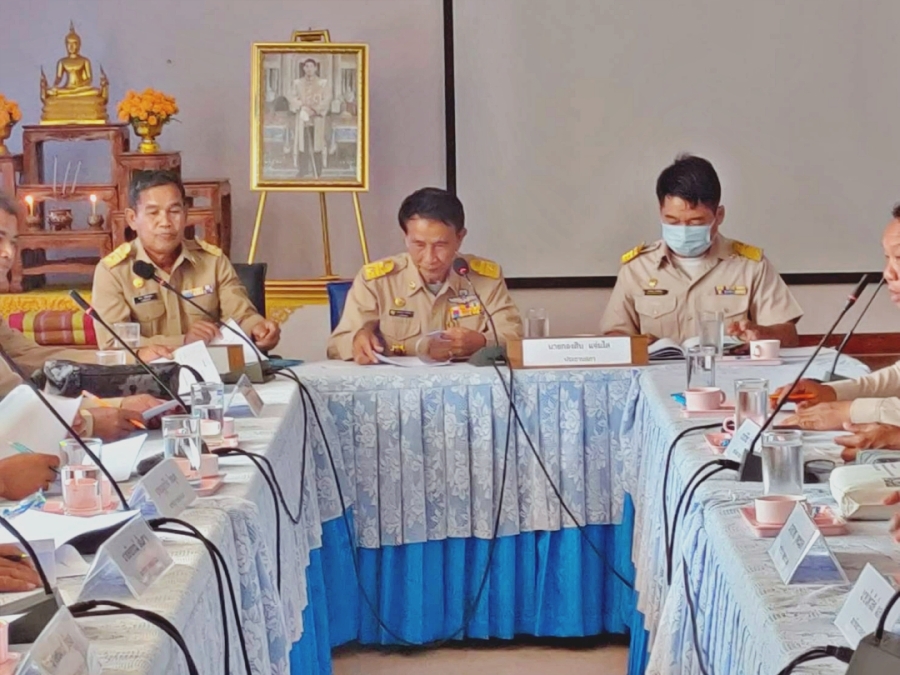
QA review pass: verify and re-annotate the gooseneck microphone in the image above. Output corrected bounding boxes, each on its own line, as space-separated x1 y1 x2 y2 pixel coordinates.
824 277 885 382
0 342 129 508
452 257 506 365
68 290 188 409
740 274 872 480
132 261 268 364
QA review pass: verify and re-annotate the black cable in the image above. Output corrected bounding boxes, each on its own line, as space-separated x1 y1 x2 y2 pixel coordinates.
287 373 514 647
876 586 900 640
214 447 283 590
667 459 739 585
490 361 635 590
150 517 253 675
662 423 722 569
68 600 200 675
682 554 711 675
776 646 854 675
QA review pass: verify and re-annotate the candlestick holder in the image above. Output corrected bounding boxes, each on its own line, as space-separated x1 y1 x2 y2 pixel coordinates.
87 214 105 230
25 214 42 232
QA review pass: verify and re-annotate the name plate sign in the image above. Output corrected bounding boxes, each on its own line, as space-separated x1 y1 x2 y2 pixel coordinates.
724 419 762 463
78 515 173 601
507 335 649 369
768 503 847 585
835 563 900 648
129 457 196 518
22 606 101 675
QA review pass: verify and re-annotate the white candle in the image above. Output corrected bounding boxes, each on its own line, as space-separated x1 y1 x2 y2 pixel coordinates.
52 157 57 195
61 161 70 195
70 161 81 194
24 195 33 217
89 194 97 217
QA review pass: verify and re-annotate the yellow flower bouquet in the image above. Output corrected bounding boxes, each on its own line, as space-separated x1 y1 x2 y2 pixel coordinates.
117 88 179 153
0 95 22 155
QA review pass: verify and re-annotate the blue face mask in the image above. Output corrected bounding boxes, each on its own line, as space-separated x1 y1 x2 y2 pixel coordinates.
661 223 713 257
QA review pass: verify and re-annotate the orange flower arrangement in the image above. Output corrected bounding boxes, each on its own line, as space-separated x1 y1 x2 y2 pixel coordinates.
0 95 22 129
116 88 178 126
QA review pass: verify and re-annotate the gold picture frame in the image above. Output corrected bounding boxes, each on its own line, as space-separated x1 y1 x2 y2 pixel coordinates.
292 29 331 42
251 41 369 192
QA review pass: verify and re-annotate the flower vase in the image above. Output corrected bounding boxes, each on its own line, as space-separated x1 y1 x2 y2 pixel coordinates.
131 118 165 154
0 121 15 156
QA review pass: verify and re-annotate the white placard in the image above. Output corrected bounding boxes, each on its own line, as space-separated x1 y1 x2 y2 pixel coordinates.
129 458 196 518
724 419 762 463
153 341 222 395
212 319 268 363
521 337 633 367
236 374 265 417
768 503 847 585
835 563 900 648
78 516 172 600
19 606 101 675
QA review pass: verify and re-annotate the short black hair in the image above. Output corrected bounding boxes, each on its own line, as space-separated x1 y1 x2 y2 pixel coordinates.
129 170 186 209
892 203 900 220
656 154 721 210
398 187 465 233
0 192 18 218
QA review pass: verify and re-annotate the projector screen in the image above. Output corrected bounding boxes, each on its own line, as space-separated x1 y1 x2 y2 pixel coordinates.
453 0 899 278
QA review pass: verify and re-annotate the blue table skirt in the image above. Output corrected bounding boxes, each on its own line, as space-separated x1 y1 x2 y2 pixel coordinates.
290 497 649 674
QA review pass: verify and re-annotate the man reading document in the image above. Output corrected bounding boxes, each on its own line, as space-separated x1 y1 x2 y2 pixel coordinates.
600 155 802 346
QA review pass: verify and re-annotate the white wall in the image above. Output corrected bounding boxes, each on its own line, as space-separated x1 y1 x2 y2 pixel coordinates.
1 0 446 279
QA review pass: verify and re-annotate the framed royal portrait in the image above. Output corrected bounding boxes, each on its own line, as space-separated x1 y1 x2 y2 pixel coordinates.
251 42 369 191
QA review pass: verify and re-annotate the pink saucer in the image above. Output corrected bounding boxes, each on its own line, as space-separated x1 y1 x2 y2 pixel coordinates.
704 432 732 454
42 499 120 517
196 475 225 497
205 435 239 450
682 404 735 419
740 504 848 538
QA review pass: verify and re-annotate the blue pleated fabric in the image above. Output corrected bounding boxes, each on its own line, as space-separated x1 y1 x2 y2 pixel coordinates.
290 498 648 675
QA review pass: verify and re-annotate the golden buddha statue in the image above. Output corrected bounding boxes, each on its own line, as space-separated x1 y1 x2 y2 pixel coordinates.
39 22 109 125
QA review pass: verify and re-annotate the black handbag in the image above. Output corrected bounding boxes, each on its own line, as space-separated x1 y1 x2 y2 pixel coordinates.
36 360 202 400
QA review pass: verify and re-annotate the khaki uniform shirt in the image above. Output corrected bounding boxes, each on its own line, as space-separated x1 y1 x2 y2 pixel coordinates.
327 252 523 360
599 235 803 343
91 239 266 349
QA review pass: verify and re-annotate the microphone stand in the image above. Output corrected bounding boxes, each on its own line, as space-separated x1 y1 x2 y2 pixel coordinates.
68 290 188 409
823 278 885 382
739 274 871 481
451 258 505 366
0 343 129 508
0 515 61 643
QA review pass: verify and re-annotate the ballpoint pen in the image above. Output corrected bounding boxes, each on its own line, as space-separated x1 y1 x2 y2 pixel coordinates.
81 390 147 430
9 441 60 473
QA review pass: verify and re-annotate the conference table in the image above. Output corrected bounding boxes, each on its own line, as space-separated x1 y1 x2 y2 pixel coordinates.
4 350 898 675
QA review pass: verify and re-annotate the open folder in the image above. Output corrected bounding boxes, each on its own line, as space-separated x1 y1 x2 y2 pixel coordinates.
0 385 82 460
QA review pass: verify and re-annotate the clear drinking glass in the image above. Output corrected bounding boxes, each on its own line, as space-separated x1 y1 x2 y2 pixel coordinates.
61 464 103 516
697 309 725 355
65 438 113 508
191 382 225 440
686 345 716 389
113 322 141 351
162 415 202 477
761 430 804 496
734 378 769 431
96 350 126 366
526 308 550 338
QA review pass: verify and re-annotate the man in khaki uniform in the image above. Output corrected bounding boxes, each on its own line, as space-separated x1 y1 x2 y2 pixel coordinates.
91 170 280 350
601 155 802 345
328 187 522 364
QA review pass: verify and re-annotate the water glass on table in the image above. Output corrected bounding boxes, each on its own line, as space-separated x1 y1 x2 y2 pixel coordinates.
61 464 103 516
734 378 769 431
761 429 804 496
96 350 126 366
686 345 716 389
113 322 141 352
191 382 225 441
162 414 202 482
526 308 550 338
697 309 724 355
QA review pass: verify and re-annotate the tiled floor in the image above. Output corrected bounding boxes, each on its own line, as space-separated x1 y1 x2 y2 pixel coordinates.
333 643 629 675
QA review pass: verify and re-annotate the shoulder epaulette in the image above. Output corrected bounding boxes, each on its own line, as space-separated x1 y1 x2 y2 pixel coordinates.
102 242 132 269
621 243 646 265
732 240 763 262
363 259 395 281
196 239 223 257
469 258 500 279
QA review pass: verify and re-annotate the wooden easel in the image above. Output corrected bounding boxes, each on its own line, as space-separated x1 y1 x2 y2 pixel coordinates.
247 29 370 275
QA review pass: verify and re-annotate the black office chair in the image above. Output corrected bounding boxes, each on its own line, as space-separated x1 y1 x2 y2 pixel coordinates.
233 262 268 316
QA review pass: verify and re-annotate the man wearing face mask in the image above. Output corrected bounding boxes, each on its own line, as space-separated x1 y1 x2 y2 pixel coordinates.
327 187 523 364
600 154 802 345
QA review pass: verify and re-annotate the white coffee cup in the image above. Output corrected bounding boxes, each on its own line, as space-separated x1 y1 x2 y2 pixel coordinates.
750 339 781 360
755 495 807 525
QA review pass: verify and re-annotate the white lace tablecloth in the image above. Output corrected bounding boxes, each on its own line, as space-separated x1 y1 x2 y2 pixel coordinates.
5 380 345 675
296 361 643 548
627 351 897 675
